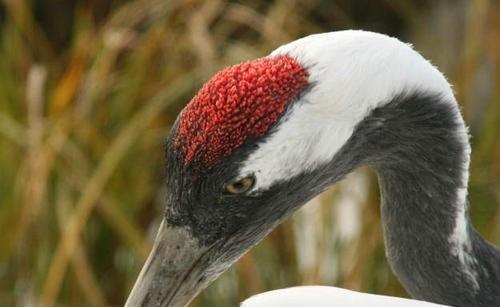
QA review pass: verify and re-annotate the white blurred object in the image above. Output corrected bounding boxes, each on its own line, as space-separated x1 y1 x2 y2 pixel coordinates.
334 171 369 242
241 286 449 307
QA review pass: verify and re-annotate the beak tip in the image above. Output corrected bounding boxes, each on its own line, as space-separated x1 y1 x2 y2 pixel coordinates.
125 219 211 307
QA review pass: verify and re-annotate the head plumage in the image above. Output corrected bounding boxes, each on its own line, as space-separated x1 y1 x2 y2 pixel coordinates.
174 55 309 170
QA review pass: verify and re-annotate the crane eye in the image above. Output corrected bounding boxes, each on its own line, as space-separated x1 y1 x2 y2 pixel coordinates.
224 175 255 195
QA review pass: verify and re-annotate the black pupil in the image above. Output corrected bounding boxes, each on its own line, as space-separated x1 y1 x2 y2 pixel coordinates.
233 181 246 191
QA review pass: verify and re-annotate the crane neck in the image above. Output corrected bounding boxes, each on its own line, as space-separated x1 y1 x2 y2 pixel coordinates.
352 92 500 307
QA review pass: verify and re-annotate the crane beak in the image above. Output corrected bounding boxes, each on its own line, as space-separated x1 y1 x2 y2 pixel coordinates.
125 219 219 307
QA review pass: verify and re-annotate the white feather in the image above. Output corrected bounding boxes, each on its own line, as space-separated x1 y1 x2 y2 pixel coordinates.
238 30 456 191
240 286 450 307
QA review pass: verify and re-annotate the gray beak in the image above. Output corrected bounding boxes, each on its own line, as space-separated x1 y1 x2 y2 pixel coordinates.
125 220 215 307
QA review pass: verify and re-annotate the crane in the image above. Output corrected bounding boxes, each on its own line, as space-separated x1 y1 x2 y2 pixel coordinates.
125 30 500 307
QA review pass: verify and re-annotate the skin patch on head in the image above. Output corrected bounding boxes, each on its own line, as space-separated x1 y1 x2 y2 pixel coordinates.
174 55 309 170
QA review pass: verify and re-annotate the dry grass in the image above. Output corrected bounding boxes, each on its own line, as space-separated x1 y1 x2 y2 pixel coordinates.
0 0 498 306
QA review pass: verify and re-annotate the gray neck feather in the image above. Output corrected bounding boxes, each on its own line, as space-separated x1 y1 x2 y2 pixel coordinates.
338 92 500 306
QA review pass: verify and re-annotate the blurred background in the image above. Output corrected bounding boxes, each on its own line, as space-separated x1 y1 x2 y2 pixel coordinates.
0 0 499 306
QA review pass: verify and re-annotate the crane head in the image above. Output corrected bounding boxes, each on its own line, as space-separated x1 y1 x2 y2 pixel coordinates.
125 30 458 307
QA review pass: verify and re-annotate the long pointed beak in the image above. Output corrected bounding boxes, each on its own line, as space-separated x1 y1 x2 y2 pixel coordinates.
125 219 213 307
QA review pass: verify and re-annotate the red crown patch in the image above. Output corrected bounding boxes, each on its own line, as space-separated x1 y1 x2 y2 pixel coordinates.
174 55 309 170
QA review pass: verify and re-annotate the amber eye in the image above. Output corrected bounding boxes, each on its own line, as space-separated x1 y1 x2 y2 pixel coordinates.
224 175 255 195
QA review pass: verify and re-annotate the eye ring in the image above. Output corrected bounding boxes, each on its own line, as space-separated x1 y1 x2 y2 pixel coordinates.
224 175 256 195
